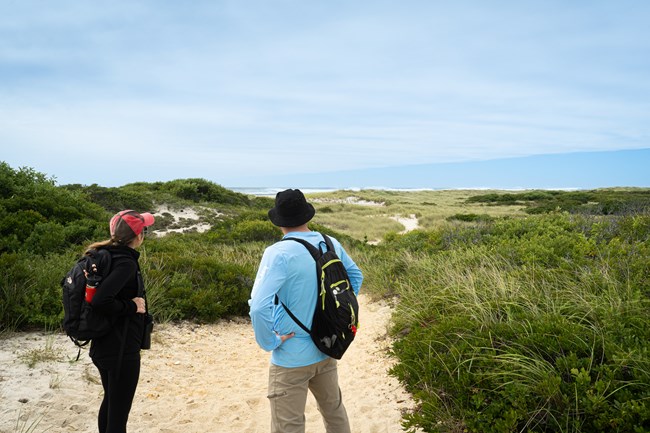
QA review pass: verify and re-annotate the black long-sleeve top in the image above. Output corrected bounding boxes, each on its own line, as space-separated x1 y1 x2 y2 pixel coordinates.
89 245 144 361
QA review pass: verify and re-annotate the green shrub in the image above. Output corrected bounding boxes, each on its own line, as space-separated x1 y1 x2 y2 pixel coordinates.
62 219 106 245
466 189 650 216
392 311 650 433
230 220 280 243
163 178 250 205
0 251 72 331
378 212 650 433
25 222 67 254
446 213 494 223
62 183 154 213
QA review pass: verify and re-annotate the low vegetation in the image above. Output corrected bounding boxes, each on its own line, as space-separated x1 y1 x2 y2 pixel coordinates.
386 214 650 432
466 188 650 215
308 189 527 241
1 160 649 432
0 162 271 329
19 335 61 368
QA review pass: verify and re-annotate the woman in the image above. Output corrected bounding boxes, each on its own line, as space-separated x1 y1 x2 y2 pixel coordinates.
86 209 155 433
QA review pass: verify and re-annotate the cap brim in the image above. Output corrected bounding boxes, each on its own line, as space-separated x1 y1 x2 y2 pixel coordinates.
140 212 155 227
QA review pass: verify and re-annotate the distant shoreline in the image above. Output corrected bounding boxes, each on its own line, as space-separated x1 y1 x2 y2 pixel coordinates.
228 186 584 197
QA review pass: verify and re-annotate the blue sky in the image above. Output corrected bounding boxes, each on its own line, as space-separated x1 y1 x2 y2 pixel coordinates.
1 1 648 188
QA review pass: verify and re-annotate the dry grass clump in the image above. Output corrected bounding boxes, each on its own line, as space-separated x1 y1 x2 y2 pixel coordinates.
19 336 61 368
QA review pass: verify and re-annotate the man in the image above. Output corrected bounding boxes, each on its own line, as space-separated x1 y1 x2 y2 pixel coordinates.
249 189 364 433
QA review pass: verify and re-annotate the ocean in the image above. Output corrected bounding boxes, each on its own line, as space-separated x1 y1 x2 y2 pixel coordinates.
230 187 348 196
228 186 580 197
228 186 452 197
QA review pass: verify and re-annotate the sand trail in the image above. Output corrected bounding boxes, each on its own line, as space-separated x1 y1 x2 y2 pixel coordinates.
0 294 418 433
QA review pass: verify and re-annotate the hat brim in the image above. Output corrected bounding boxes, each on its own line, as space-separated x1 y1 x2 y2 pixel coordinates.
268 204 315 227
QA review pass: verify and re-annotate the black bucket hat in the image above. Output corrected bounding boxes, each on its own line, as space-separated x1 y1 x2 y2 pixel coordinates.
268 189 316 227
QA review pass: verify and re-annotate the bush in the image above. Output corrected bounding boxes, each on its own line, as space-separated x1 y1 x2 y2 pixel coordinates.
378 212 650 433
392 311 650 432
0 164 109 255
446 213 494 223
466 189 650 216
139 234 260 322
230 220 280 243
0 251 72 331
163 178 251 205
63 183 155 213
155 255 253 321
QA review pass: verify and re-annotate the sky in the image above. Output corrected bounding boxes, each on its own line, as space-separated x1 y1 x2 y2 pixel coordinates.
1 1 649 188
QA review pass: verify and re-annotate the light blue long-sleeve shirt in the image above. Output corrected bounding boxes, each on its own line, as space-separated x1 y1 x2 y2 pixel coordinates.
249 231 363 368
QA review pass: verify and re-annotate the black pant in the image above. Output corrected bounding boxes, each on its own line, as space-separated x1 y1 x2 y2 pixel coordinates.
93 357 141 433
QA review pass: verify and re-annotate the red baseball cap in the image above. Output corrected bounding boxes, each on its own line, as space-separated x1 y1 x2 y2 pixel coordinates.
110 210 155 241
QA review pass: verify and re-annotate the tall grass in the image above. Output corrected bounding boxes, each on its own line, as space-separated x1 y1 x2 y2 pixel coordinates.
307 189 528 241
314 210 404 243
381 214 650 432
140 236 268 322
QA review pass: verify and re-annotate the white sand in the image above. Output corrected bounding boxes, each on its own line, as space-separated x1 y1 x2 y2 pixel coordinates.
152 205 219 237
0 295 420 433
390 215 419 234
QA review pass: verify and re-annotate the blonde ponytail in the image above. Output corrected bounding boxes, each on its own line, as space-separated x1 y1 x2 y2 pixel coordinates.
86 232 139 252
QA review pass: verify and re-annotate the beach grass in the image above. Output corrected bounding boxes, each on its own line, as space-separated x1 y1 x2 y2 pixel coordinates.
19 335 61 368
306 189 528 241
2 163 649 433
376 212 650 432
11 408 44 433
49 373 63 389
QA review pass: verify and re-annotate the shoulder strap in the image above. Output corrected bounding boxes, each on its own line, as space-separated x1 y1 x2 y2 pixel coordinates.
273 293 311 334
321 234 335 253
280 300 310 334
86 248 114 277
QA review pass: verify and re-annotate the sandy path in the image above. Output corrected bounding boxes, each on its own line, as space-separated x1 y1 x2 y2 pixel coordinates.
0 295 418 433
390 215 419 234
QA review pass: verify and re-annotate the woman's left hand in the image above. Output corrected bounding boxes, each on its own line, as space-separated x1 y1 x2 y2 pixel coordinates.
132 297 146 314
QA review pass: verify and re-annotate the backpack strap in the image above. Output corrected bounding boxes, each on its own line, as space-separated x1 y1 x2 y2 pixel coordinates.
278 299 311 335
86 248 113 277
321 234 335 253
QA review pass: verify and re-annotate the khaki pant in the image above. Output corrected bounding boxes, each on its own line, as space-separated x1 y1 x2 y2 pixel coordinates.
267 358 350 433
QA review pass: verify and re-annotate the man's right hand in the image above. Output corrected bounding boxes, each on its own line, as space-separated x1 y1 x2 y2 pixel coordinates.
278 332 295 343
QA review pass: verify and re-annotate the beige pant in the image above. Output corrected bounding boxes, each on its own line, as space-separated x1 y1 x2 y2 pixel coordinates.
267 358 350 433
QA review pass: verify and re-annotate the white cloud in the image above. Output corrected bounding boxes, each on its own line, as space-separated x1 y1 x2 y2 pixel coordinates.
1 1 649 186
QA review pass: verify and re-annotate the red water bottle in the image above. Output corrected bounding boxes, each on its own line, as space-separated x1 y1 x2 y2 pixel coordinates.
85 262 100 303
85 282 98 303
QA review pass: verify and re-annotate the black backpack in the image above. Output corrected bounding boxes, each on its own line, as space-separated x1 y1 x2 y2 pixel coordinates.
279 234 359 360
61 249 114 347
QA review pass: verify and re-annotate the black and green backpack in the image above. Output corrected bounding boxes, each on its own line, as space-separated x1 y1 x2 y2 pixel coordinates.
279 234 359 360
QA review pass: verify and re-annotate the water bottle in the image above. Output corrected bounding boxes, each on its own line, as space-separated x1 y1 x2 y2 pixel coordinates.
85 281 98 303
85 264 100 303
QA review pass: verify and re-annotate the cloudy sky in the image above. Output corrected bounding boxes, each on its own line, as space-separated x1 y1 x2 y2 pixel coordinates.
1 1 648 187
